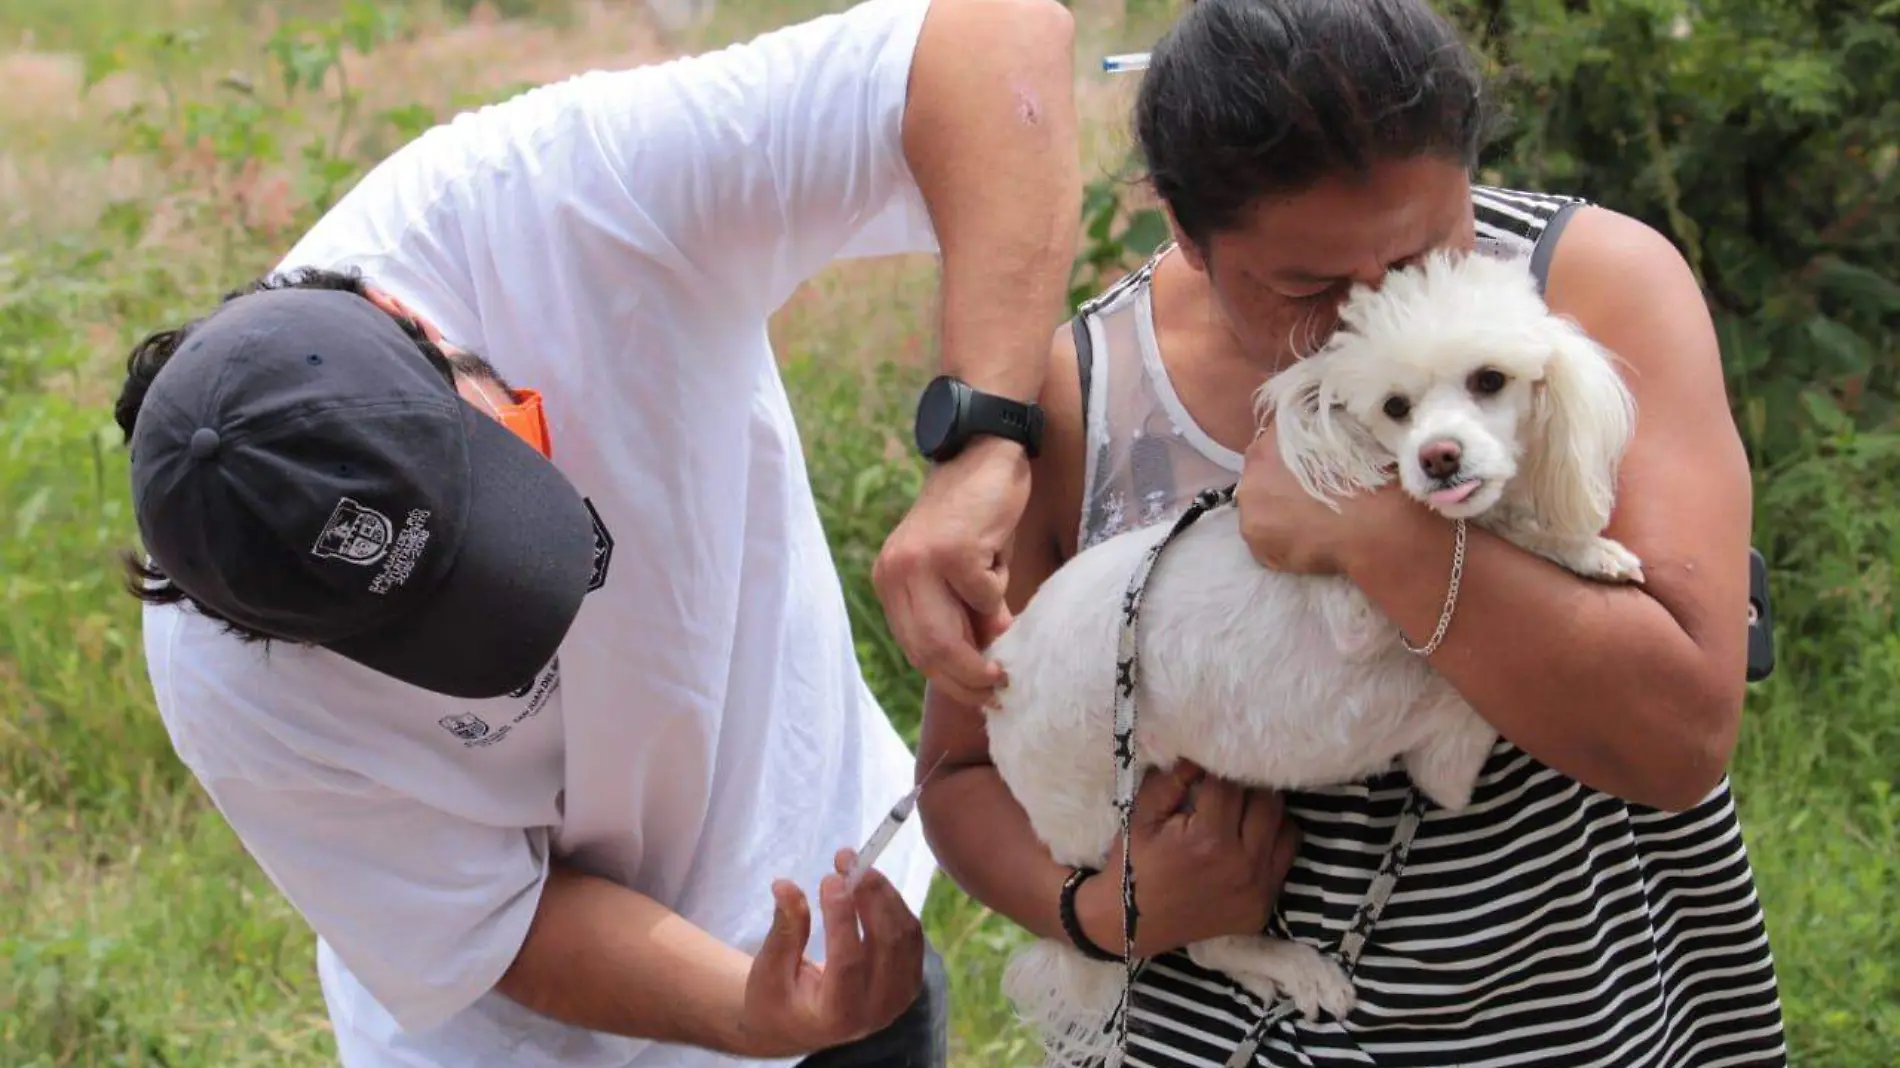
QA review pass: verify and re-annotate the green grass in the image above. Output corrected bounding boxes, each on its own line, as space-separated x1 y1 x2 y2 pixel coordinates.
1 2 1896 1066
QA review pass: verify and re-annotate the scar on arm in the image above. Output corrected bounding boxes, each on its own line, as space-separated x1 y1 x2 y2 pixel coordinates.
1013 85 1042 126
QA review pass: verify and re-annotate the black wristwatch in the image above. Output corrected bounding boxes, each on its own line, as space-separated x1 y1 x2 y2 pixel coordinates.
912 374 1045 462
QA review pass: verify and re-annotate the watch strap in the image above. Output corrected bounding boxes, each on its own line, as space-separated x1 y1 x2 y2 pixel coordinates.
964 387 1044 459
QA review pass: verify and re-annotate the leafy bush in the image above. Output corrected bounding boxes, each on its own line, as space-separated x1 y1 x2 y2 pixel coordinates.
783 355 931 742
1445 0 1898 458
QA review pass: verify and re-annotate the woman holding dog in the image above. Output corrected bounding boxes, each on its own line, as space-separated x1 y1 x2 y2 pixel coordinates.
907 0 1785 1064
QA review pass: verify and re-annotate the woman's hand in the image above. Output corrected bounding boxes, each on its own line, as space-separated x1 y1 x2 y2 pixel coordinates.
1235 426 1413 576
1075 762 1300 959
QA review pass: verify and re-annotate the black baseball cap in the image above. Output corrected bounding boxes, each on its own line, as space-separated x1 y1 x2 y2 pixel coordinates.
128 286 598 699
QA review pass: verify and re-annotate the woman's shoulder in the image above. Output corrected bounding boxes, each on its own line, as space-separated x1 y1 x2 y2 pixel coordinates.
1538 201 1700 326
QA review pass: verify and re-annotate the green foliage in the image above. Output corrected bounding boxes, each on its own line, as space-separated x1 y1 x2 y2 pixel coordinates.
1068 173 1171 312
77 4 422 274
1727 420 1900 1056
442 0 549 17
0 244 114 399
1442 0 1899 461
782 355 932 743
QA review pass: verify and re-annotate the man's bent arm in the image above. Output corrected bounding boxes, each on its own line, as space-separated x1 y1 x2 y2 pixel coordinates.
495 862 760 1054
200 769 775 1051
497 859 922 1059
902 0 1080 404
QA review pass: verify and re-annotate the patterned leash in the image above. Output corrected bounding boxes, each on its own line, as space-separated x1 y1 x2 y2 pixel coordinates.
1106 484 1239 1062
1101 482 1432 1068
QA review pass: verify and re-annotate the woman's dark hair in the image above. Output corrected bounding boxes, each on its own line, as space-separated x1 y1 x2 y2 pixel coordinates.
1134 0 1491 252
113 265 459 643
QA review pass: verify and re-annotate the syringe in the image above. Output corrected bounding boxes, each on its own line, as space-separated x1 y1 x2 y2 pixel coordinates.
844 751 949 890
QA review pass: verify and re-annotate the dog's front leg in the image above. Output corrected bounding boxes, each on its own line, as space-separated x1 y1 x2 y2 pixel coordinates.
1400 686 1497 813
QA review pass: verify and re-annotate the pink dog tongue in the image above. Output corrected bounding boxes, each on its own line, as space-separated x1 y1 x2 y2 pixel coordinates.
1429 480 1481 507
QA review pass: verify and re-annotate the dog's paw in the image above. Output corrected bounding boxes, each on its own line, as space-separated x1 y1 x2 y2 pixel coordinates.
1187 936 1356 1023
1573 536 1646 585
1238 951 1356 1022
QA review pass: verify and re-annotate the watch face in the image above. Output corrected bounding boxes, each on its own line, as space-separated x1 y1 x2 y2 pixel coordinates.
915 376 960 456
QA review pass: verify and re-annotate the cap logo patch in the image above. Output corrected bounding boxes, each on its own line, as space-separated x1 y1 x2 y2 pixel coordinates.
368 507 433 596
313 497 394 566
312 496 433 596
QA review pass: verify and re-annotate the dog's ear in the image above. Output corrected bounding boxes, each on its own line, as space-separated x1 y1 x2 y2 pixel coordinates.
1254 358 1391 512
1522 318 1638 538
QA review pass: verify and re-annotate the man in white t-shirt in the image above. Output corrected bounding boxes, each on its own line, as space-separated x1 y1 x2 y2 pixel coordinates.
112 1 1079 1065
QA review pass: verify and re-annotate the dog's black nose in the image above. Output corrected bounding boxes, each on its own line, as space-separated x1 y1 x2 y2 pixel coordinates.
1419 440 1462 480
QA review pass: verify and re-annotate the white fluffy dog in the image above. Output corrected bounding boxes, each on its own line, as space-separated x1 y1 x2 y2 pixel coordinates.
981 249 1645 1066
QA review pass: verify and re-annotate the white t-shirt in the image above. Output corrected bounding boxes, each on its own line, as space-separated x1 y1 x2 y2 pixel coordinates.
139 2 943 1065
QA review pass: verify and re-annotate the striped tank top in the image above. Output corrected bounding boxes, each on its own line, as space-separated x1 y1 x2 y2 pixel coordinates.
1065 186 1789 1067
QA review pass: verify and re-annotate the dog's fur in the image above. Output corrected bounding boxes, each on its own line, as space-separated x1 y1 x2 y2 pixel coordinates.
980 250 1644 1067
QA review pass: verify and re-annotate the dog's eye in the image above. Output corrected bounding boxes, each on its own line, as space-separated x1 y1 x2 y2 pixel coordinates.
1382 395 1411 420
1470 369 1508 395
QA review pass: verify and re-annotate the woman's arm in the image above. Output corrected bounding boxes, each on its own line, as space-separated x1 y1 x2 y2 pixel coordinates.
1247 207 1754 812
918 325 1299 959
914 321 1100 942
915 541 1095 945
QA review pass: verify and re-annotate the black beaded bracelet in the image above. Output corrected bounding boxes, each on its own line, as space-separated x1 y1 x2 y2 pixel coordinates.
1059 866 1123 963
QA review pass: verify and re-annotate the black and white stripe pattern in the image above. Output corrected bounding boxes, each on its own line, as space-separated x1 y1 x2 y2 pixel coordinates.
1080 186 1789 1068
1472 185 1585 293
1120 746 1788 1067
1474 185 1583 244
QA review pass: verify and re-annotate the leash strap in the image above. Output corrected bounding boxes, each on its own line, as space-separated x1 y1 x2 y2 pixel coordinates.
1097 481 1432 1068
1107 484 1238 1062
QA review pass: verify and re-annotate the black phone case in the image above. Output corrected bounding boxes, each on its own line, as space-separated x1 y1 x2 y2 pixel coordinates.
1746 547 1775 682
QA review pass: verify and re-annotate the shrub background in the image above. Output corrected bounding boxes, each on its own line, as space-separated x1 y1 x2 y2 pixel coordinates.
0 1 1893 1065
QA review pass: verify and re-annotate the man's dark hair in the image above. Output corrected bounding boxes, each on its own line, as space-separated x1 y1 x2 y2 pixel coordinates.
113 266 461 642
1133 0 1492 253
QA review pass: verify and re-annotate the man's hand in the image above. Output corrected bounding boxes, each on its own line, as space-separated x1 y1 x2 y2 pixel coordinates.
1236 424 1411 576
874 437 1030 705
736 849 927 1058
